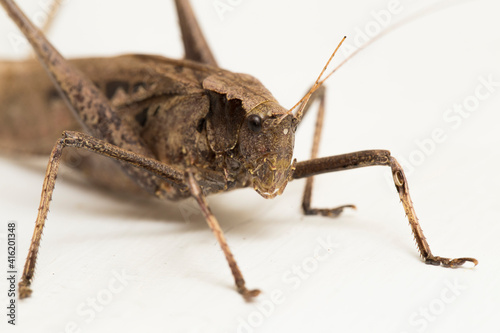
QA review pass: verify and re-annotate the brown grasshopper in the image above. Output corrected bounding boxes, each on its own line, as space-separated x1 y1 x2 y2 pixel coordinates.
0 0 477 301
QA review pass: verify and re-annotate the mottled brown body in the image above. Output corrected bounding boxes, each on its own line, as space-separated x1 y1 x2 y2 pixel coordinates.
0 55 292 199
0 0 476 301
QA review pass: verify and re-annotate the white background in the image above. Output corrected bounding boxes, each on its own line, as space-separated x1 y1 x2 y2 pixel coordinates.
1 0 499 332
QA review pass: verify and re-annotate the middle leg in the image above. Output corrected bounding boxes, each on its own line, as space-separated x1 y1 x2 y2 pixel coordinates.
186 171 260 300
299 85 355 217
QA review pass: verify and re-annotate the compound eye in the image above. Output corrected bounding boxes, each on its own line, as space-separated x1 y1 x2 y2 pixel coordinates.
247 114 262 133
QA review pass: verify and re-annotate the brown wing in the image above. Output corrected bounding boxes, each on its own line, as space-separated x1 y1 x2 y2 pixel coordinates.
0 54 212 154
0 59 80 154
0 55 212 194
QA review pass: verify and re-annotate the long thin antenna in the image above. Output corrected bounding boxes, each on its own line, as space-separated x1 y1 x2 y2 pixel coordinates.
40 0 62 34
289 0 464 123
290 36 346 122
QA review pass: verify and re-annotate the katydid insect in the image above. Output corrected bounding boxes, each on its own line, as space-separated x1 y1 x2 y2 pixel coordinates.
0 0 477 301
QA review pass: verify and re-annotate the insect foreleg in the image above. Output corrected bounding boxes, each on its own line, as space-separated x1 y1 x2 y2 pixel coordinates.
186 171 260 300
293 150 478 268
18 131 186 299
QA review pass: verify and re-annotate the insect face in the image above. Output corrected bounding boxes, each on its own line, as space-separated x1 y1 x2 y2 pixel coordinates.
238 102 296 198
